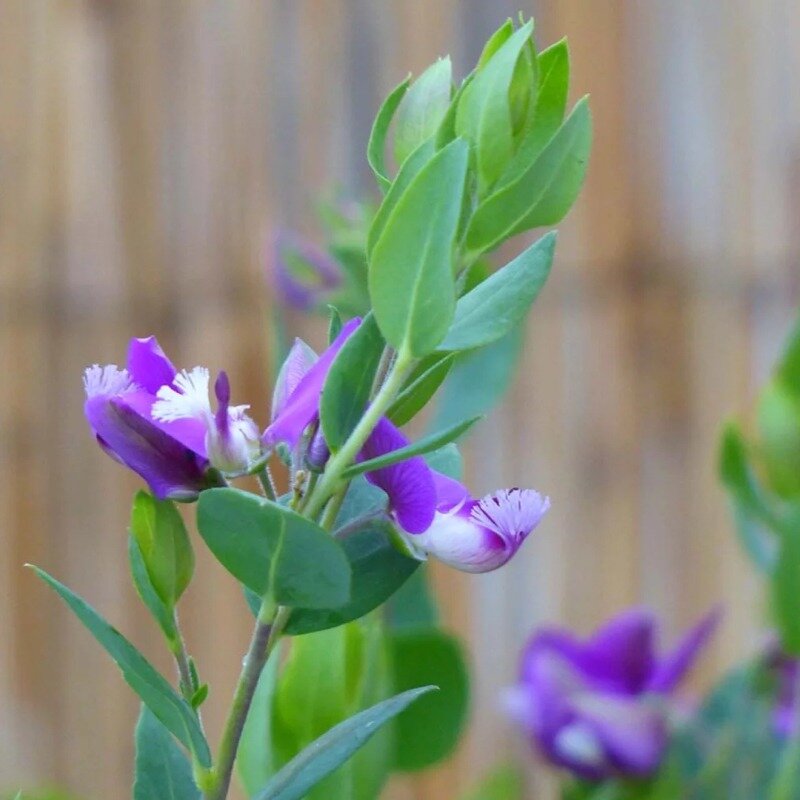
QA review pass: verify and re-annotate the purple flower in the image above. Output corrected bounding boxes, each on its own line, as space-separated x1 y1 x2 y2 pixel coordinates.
503 608 720 781
764 642 800 738
84 337 259 500
263 318 361 451
271 230 341 311
263 322 548 572
362 419 549 571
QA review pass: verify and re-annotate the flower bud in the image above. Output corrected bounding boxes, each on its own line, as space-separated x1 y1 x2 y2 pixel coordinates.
129 490 195 607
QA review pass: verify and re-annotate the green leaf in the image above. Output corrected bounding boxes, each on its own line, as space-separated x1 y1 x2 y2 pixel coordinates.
238 651 280 797
255 687 436 800
433 324 526 431
497 38 570 191
387 353 456 426
367 77 410 192
196 488 350 609
466 96 592 254
776 313 800 396
385 564 439 631
341 415 480 480
134 706 200 800
769 735 800 800
773 526 800 655
440 231 556 351
390 629 469 771
128 533 177 642
367 138 435 259
394 57 452 166
286 523 419 635
476 19 514 69
29 567 210 766
335 475 387 526
425 442 463 479
327 305 343 344
320 314 385 452
718 422 780 570
130 491 194 607
369 138 469 357
455 20 535 189
460 765 524 800
758 380 800 499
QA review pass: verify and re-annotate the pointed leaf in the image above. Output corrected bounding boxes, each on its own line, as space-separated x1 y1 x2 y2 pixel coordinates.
394 57 452 166
129 533 177 642
368 77 410 192
254 687 436 800
387 353 456 426
440 231 556 351
29 567 210 766
321 314 385 452
369 139 468 357
134 705 200 800
341 416 480 480
466 96 591 254
455 21 535 188
196 488 350 609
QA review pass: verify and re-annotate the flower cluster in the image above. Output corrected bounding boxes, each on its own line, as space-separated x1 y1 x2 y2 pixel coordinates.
504 607 719 781
84 319 550 574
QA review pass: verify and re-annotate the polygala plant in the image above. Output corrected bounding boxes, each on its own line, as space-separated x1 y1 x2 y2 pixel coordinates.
26 17 592 800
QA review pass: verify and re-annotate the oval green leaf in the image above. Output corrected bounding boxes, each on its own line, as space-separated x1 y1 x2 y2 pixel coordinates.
369 138 468 358
196 488 351 609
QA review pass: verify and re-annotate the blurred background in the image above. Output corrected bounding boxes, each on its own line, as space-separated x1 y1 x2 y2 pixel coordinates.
2 1 800 798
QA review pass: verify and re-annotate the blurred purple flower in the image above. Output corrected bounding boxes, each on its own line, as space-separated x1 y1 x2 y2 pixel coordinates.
271 230 341 311
503 607 720 781
84 337 259 500
765 643 800 738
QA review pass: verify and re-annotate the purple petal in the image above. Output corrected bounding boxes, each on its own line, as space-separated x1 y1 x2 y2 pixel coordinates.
122 389 208 457
85 394 208 500
126 336 176 393
362 417 436 534
271 338 318 422
581 608 657 694
432 470 471 511
646 607 721 693
264 318 360 449
570 693 667 777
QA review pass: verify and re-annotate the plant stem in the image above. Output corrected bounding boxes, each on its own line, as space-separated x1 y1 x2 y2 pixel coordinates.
319 487 346 530
204 598 283 800
256 465 277 501
302 351 414 520
168 612 195 702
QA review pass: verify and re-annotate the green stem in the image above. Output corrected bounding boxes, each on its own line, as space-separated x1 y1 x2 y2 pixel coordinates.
319 487 346 530
203 598 282 800
168 611 195 703
256 466 277 501
302 351 414 521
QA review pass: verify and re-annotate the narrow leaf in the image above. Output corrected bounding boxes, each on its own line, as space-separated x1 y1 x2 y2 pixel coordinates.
341 416 480 480
30 567 210 766
321 314 385 451
440 231 556 351
128 533 177 642
327 306 343 344
387 353 456 426
254 687 436 800
466 96 592 254
196 489 351 609
455 21 535 188
367 77 410 192
369 138 468 357
134 705 200 800
773 526 800 655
